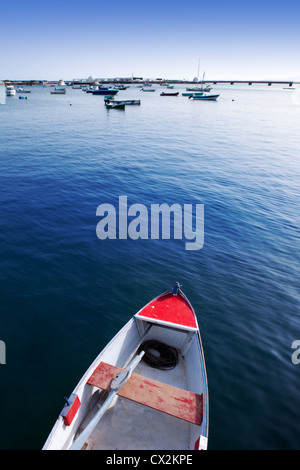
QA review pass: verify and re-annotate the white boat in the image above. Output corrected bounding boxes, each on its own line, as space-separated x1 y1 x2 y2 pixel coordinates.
6 85 16 96
186 85 212 92
187 65 212 92
189 94 219 101
50 87 66 94
43 283 209 451
16 87 31 93
104 99 141 106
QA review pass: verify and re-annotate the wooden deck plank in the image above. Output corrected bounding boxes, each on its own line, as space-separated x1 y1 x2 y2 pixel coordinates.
87 362 203 426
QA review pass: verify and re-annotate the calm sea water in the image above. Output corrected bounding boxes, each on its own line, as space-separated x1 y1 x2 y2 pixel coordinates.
0 83 299 450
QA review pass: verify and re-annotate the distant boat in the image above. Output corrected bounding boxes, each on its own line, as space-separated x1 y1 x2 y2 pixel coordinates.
189 94 219 101
141 88 155 92
104 99 141 106
160 92 179 96
42 283 209 451
186 83 212 92
16 88 31 93
114 85 130 90
50 88 66 94
105 102 125 109
187 64 212 92
182 92 204 97
18 96 28 100
6 85 16 96
93 88 118 95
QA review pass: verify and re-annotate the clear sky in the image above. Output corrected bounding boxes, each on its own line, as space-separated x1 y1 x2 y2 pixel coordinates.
1 0 300 81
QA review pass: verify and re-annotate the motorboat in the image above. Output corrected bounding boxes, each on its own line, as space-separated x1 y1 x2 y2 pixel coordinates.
6 85 16 96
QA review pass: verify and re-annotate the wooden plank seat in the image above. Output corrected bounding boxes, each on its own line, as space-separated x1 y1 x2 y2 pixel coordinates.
87 362 203 426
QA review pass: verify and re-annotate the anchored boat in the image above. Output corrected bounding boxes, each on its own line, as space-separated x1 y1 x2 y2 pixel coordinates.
92 88 119 95
50 87 66 94
189 94 219 101
160 92 179 96
43 283 209 450
104 99 141 106
105 102 125 109
6 85 16 96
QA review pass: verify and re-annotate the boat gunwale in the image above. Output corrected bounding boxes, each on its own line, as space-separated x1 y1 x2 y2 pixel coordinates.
42 287 209 449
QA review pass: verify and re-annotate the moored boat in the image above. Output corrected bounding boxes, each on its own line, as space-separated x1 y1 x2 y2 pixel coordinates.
160 92 179 96
16 87 31 93
141 88 155 92
189 94 219 101
6 85 16 96
42 283 209 450
92 88 118 95
182 92 204 97
50 88 66 94
104 99 141 106
105 102 125 109
186 86 212 92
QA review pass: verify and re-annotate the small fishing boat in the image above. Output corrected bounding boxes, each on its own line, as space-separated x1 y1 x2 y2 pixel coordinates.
6 85 16 96
50 87 66 94
104 99 141 106
141 88 155 92
182 92 204 97
186 86 212 92
16 87 31 93
189 94 219 101
160 92 179 96
18 96 28 100
92 88 118 95
105 102 125 109
43 283 209 450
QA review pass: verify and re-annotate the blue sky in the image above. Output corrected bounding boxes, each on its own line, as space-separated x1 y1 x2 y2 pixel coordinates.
1 0 300 80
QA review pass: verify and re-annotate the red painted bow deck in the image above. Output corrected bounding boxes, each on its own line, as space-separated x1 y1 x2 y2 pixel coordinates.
87 362 203 426
135 291 198 331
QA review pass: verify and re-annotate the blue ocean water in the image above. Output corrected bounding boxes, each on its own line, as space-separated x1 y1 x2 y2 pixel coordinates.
0 83 299 449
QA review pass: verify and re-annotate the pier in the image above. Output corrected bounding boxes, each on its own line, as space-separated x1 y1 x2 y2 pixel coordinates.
2 79 297 87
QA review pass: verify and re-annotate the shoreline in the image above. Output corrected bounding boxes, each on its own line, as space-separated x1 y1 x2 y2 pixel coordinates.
1 79 297 87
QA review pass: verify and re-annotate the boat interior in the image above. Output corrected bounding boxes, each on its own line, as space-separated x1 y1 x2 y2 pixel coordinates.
65 318 206 450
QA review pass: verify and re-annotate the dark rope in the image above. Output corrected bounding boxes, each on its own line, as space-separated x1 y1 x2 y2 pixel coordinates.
138 340 178 370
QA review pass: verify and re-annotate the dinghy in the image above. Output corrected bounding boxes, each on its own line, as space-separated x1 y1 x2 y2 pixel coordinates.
160 92 179 96
104 99 141 106
189 94 219 101
105 102 125 109
42 283 209 451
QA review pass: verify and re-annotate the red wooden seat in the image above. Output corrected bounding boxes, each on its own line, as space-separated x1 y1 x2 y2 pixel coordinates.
87 362 203 426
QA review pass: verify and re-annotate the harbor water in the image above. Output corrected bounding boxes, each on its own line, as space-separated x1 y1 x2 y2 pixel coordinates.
0 84 299 449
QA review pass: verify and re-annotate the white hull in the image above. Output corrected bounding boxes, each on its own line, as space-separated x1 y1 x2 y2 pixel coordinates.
43 285 209 451
6 86 16 96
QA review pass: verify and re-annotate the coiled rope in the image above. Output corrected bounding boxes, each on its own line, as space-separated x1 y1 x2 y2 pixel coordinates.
138 340 179 370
